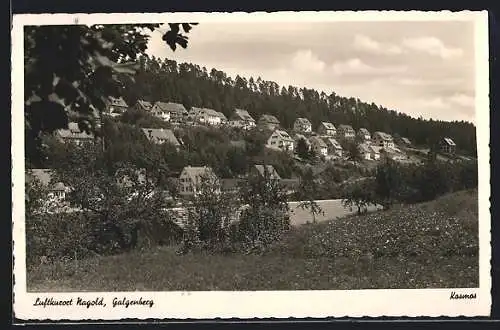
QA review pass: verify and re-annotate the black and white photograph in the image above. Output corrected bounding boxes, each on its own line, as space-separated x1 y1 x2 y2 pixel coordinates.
12 11 491 319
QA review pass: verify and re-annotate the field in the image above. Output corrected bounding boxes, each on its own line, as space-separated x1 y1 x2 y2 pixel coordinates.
27 189 479 292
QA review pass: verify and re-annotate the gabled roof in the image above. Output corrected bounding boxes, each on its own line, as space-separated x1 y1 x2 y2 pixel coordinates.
252 165 281 180
358 128 370 135
180 166 217 181
443 137 456 146
373 131 393 141
108 96 128 108
190 107 225 119
56 122 94 140
141 128 180 146
324 138 342 149
338 124 355 132
136 100 153 111
232 109 255 122
320 122 336 130
154 102 187 113
309 136 327 148
370 145 382 154
294 117 312 126
221 178 244 191
26 169 66 191
270 129 293 141
259 114 280 124
401 137 412 145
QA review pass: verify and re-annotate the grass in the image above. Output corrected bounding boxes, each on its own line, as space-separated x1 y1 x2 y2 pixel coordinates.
27 189 479 291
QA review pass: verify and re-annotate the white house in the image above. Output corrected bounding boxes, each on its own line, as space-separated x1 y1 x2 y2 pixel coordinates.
178 166 219 197
266 129 294 153
324 138 343 158
189 107 226 126
26 169 69 210
357 128 371 141
337 124 356 140
440 137 457 154
317 122 336 136
228 108 256 129
309 136 328 157
293 117 312 134
358 143 373 160
370 145 382 160
372 131 395 149
106 96 129 117
151 102 188 123
135 100 154 112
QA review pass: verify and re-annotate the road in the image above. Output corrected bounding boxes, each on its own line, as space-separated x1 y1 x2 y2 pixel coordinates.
288 199 381 226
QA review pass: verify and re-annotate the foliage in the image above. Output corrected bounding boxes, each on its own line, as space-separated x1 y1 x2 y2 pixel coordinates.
342 178 377 215
296 167 324 223
182 173 238 252
28 190 478 291
51 142 168 253
236 166 290 251
345 141 362 163
296 137 313 160
25 23 197 167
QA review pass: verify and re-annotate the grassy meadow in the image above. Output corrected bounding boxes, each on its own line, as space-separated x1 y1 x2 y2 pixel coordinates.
27 189 479 292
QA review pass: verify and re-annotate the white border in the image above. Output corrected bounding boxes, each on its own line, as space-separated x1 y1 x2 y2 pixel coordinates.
12 11 491 320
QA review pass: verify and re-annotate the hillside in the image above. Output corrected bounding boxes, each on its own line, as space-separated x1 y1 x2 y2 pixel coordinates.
28 189 478 291
119 55 477 157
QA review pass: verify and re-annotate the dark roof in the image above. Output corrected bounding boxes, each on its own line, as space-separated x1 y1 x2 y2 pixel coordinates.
373 131 393 141
294 117 312 126
320 122 336 130
221 178 244 190
56 122 94 140
108 96 128 108
252 165 281 180
232 109 255 122
309 136 327 148
338 124 355 132
154 102 187 113
324 138 342 149
442 137 456 146
358 128 370 135
136 100 153 110
141 128 180 146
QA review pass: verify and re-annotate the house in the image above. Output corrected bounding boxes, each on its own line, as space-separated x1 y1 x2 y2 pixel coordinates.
399 137 412 147
106 96 129 117
293 133 311 151
228 108 256 130
55 122 94 146
178 166 219 197
221 178 244 195
141 128 181 148
249 164 281 180
258 114 281 130
134 100 154 112
215 111 228 125
337 124 356 140
26 169 68 202
440 137 457 154
153 102 188 123
324 138 343 158
357 128 371 141
372 131 395 149
317 122 336 136
189 107 225 126
309 136 328 157
369 145 382 160
265 129 294 153
293 117 312 134
358 143 373 160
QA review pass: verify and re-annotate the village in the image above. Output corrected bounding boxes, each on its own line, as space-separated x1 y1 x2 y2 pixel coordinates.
27 95 463 219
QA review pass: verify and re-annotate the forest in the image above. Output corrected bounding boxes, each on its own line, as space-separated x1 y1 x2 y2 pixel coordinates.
118 55 477 156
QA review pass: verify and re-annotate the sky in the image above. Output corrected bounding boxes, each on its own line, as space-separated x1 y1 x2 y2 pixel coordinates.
145 21 476 124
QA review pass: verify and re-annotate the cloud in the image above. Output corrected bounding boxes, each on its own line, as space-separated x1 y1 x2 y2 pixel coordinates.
331 58 407 76
290 49 326 73
353 34 403 55
448 93 475 108
401 36 463 59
